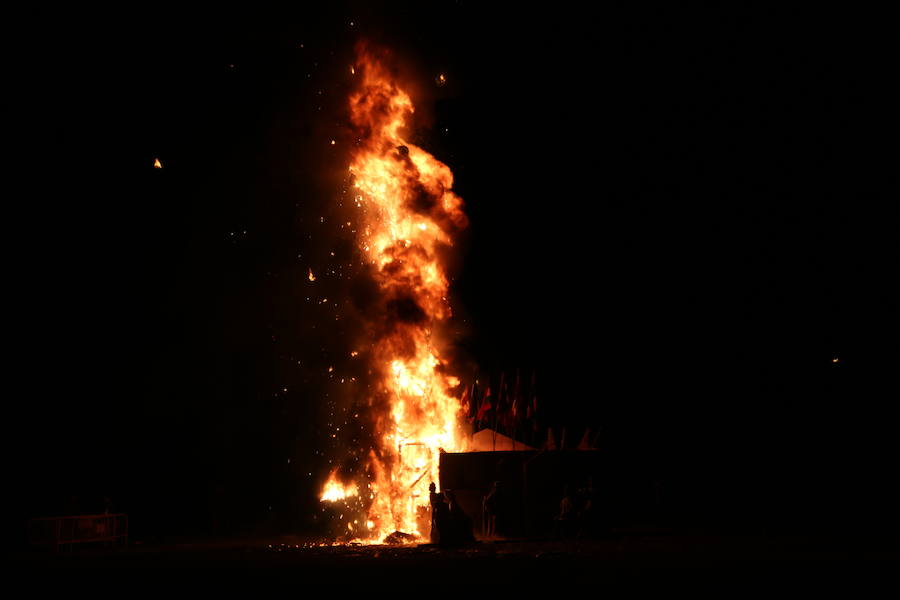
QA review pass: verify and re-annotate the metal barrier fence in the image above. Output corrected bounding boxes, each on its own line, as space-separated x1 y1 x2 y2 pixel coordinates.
28 514 128 552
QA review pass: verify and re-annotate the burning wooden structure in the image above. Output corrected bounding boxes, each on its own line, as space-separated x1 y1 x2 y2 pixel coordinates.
315 45 618 544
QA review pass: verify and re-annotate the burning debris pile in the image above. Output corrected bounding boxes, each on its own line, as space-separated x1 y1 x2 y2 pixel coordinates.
317 45 470 544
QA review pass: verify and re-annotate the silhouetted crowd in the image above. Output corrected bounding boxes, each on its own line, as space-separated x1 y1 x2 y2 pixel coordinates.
554 478 607 539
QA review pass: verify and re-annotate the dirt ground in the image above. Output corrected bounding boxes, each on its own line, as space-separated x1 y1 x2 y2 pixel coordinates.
13 532 899 590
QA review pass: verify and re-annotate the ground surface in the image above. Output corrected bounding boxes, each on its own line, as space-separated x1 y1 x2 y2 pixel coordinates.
13 532 899 590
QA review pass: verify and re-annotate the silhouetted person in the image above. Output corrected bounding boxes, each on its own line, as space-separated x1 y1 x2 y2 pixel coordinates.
576 478 598 538
555 485 577 539
429 482 448 543
483 480 500 537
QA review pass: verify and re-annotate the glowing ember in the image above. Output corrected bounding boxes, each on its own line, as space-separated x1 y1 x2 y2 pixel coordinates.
319 44 469 543
308 267 316 282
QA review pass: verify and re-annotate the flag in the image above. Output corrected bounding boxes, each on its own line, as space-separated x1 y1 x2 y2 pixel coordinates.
511 370 522 421
476 386 492 422
460 384 472 423
577 428 593 450
494 372 506 433
527 371 538 427
545 428 557 451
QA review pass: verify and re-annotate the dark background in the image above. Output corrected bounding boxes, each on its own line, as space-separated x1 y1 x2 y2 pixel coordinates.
14 3 896 539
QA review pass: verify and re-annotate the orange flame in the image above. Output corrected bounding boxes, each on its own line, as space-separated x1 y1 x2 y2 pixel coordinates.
320 469 359 502
320 45 469 542
153 158 162 168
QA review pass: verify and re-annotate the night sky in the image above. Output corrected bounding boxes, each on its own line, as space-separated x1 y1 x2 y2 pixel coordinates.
15 3 897 539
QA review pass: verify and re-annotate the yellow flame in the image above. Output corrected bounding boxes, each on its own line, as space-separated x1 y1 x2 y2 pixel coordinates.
318 45 469 542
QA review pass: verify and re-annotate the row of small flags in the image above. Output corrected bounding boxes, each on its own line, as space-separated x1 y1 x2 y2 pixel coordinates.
457 371 600 450
459 370 538 432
